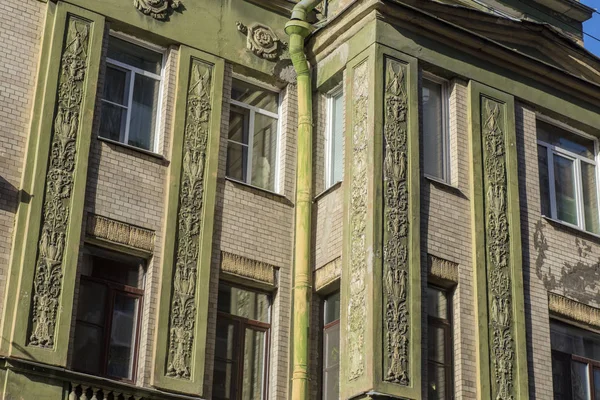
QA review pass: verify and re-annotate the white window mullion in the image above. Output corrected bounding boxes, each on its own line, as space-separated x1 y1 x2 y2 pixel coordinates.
548 147 558 220
123 70 136 145
575 158 586 230
247 110 256 184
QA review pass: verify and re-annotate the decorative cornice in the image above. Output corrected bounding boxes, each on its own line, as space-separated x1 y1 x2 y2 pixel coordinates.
549 292 600 329
427 254 458 283
314 257 341 292
220 251 277 286
86 214 155 253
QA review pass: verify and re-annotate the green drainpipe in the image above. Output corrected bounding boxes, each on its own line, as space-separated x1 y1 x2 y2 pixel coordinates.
285 2 320 399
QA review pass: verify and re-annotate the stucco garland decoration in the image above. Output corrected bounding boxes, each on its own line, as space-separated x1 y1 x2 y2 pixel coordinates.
347 60 368 381
86 214 155 252
482 99 514 400
236 21 287 61
28 18 90 348
166 61 212 379
382 58 410 385
133 0 181 20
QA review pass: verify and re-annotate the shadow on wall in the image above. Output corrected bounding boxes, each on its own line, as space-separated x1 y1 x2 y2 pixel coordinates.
534 219 600 306
0 175 20 214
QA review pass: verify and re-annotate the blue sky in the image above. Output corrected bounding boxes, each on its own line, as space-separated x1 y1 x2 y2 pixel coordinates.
582 0 600 56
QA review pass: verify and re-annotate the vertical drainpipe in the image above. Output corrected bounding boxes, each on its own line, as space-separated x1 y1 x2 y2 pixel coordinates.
285 2 320 399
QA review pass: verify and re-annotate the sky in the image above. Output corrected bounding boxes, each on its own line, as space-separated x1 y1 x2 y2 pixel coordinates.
582 0 600 56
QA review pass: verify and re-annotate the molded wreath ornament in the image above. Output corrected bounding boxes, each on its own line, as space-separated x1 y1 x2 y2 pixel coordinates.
134 0 182 20
236 22 287 61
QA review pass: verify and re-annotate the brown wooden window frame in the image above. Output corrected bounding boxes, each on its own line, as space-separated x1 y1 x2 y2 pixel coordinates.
427 284 454 400
73 273 144 383
213 283 272 400
552 350 600 400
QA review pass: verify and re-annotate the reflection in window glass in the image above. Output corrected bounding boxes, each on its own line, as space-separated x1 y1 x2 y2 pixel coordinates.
553 155 577 225
422 78 449 182
326 89 344 188
323 292 340 400
427 286 453 400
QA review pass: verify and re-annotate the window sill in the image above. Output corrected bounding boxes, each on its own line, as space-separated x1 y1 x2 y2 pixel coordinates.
224 177 293 206
424 175 465 197
542 215 600 242
97 136 167 163
314 181 342 201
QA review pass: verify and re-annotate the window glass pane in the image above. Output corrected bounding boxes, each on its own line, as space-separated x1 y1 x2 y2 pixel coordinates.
538 119 594 159
72 324 104 375
571 361 591 400
427 287 448 320
107 294 139 380
229 106 250 144
107 37 162 75
594 369 600 400
226 142 248 182
428 362 448 400
232 79 278 114
538 145 551 217
103 66 129 105
76 280 107 325
324 292 340 325
422 79 445 180
551 321 600 361
428 325 447 364
251 113 278 191
129 74 160 151
100 102 127 142
89 255 143 288
323 323 340 400
242 328 266 400
552 352 571 400
553 154 578 225
329 92 344 185
213 320 237 400
218 284 270 323
581 162 599 234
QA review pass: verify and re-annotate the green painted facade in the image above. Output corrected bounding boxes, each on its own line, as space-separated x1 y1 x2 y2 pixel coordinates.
0 0 598 399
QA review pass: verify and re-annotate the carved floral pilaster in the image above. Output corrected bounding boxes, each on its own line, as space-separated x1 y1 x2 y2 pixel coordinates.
382 58 410 385
165 60 212 379
482 99 515 400
28 17 90 348
347 60 369 382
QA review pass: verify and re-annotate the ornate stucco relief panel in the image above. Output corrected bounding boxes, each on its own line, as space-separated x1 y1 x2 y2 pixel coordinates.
549 292 600 329
86 214 155 253
236 21 287 61
134 0 182 20
165 59 213 380
347 59 369 382
428 254 459 283
28 16 91 349
315 257 341 292
220 251 277 286
382 58 410 385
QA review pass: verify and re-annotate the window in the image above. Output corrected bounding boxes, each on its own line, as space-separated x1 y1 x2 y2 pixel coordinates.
427 286 453 400
213 283 271 400
325 87 344 188
551 320 600 400
72 249 145 381
322 292 340 400
99 36 164 152
422 76 450 183
227 79 280 192
537 118 600 234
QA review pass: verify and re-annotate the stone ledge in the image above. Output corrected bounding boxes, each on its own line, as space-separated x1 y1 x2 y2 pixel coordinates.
549 292 600 329
315 257 341 292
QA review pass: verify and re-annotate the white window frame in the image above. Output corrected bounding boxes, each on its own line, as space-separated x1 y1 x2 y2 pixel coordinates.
325 85 344 189
536 114 600 233
422 73 451 184
228 76 282 193
100 32 166 154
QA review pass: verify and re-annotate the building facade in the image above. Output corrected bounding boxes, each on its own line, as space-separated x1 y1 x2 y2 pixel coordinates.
0 0 599 399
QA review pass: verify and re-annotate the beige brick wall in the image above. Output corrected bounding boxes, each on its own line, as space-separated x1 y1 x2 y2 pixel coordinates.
421 78 476 400
70 26 176 387
203 64 296 399
0 0 46 318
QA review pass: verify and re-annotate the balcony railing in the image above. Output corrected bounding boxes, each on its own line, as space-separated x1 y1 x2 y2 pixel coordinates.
1 357 202 400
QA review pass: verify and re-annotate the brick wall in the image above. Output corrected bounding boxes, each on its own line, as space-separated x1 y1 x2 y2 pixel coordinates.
0 0 45 318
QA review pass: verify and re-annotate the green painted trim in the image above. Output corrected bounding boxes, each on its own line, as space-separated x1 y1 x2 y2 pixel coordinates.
2 2 104 367
152 45 224 395
373 44 421 400
83 237 152 259
0 0 58 356
375 20 600 130
468 81 529 400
